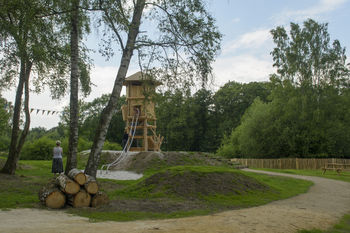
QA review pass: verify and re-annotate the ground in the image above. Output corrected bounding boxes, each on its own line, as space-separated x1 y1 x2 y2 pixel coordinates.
1 169 350 233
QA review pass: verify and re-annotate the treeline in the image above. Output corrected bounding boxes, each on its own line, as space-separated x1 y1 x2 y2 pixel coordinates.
218 19 350 159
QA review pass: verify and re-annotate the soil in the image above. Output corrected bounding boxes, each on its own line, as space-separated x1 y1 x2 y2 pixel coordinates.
96 169 270 213
141 170 269 197
103 151 227 173
2 169 350 233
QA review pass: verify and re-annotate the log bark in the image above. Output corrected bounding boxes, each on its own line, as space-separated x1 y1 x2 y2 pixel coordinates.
56 174 80 194
67 168 86 185
91 191 109 208
38 182 66 209
67 189 91 208
84 175 98 195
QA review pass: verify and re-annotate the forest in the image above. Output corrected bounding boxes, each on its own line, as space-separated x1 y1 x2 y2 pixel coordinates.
0 0 349 178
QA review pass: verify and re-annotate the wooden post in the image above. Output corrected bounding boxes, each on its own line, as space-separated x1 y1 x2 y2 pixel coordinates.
296 158 299 170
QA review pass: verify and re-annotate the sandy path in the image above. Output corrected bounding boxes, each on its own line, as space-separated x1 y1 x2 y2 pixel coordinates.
1 169 350 233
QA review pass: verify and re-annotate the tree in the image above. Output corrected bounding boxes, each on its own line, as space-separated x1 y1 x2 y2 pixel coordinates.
213 81 271 141
0 0 70 174
218 19 350 158
85 0 221 177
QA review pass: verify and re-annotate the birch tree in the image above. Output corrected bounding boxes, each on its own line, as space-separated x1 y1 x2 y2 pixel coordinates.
85 0 221 177
0 0 70 174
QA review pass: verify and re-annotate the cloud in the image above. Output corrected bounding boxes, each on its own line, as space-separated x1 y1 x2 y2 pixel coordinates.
272 0 348 24
223 29 272 54
213 54 275 87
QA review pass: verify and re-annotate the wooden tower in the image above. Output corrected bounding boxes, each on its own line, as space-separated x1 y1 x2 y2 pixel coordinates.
121 71 163 152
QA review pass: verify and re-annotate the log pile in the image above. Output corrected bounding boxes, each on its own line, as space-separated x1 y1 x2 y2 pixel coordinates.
38 169 109 209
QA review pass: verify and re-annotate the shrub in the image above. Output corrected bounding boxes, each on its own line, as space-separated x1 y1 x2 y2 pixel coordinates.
103 141 122 150
20 137 56 160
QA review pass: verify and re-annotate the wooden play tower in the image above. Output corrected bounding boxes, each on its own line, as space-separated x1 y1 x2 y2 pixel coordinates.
121 71 163 152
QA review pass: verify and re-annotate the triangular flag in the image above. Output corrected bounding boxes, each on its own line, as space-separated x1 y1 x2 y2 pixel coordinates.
36 109 40 114
52 111 55 115
47 111 51 115
42 110 45 115
30 108 34 113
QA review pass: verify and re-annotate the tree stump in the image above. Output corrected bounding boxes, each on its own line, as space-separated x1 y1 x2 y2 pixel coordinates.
68 168 86 185
91 191 109 208
56 174 80 195
67 189 91 208
38 182 66 209
84 175 98 195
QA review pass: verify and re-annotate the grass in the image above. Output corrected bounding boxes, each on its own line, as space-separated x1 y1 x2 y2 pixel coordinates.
298 214 350 233
254 168 350 183
72 166 312 221
0 157 313 222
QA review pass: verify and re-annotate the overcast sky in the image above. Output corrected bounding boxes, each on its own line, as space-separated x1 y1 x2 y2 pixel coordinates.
3 0 350 129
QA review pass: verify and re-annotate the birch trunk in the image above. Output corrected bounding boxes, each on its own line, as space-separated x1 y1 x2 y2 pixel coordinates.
1 58 32 175
66 0 80 174
85 0 146 178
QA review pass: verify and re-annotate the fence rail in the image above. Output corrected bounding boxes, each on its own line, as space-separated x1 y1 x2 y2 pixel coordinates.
232 158 350 170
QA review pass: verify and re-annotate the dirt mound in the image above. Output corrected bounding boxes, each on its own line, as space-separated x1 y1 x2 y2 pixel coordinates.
137 169 270 198
111 151 226 172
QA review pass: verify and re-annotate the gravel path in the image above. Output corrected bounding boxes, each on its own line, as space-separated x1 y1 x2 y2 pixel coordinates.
1 169 350 233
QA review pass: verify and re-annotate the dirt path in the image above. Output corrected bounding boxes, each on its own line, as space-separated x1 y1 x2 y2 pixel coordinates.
2 169 350 233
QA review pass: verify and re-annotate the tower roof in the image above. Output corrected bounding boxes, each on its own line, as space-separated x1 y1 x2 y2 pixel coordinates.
123 71 162 86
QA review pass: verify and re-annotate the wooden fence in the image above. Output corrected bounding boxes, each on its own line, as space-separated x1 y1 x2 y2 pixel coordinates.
232 158 350 170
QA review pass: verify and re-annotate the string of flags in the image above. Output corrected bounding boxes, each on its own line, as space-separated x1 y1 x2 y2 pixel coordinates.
3 103 63 116
29 108 63 115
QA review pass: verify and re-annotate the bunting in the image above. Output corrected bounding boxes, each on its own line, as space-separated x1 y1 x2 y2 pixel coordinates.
29 108 63 115
4 105 64 116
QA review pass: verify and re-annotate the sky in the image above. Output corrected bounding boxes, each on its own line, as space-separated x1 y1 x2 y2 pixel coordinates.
3 0 350 129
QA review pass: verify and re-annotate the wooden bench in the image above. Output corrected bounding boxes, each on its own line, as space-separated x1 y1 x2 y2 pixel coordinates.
322 163 350 175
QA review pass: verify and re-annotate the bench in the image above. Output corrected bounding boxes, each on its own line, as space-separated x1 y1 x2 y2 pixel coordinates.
322 163 350 175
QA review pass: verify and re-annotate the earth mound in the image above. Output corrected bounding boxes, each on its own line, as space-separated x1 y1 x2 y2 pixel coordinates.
139 168 270 198
106 151 227 172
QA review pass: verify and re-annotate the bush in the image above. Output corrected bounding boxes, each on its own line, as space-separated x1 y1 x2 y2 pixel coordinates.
20 137 56 160
0 135 10 152
103 140 122 151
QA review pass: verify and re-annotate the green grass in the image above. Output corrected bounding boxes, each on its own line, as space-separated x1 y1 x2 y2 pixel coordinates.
299 214 350 233
255 168 350 183
75 166 312 221
0 158 312 222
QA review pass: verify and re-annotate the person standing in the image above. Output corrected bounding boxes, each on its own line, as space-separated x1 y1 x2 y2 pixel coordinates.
52 140 63 176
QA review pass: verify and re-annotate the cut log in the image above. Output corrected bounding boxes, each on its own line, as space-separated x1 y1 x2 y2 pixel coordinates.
38 182 66 209
84 175 98 195
91 191 109 208
67 168 86 185
56 174 80 195
67 189 91 208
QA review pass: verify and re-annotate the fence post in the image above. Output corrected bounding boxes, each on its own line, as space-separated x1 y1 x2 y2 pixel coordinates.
296 158 299 170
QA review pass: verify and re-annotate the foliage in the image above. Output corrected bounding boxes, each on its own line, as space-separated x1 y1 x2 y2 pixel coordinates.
20 137 56 160
218 19 350 159
60 94 126 143
102 141 122 151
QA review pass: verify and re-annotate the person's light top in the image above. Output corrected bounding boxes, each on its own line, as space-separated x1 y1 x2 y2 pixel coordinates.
53 146 63 159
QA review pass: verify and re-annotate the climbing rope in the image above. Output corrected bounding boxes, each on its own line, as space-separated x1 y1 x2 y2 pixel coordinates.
100 109 140 173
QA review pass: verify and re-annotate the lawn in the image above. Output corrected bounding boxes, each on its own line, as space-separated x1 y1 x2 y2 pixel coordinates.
0 156 313 222
255 168 350 183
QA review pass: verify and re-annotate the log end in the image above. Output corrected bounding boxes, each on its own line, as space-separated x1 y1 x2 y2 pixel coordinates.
46 191 66 209
86 182 99 195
